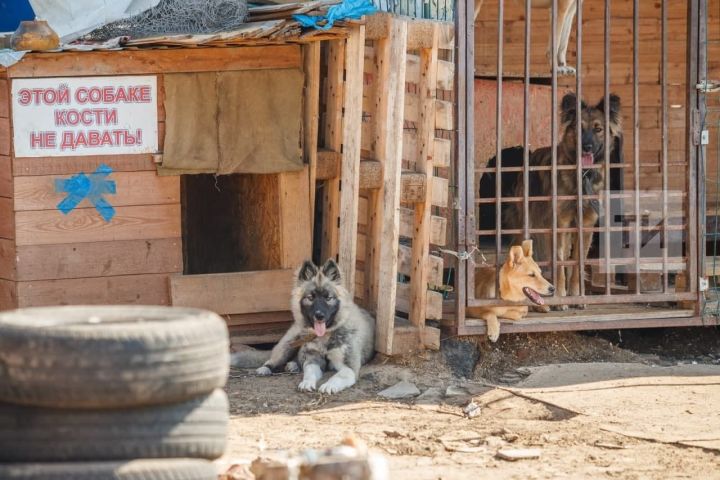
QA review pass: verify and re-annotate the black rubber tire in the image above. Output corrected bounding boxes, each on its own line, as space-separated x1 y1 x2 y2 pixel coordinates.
0 389 228 462
0 459 217 480
0 305 229 409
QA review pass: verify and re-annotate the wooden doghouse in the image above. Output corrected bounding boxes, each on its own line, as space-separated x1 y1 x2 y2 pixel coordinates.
0 8 457 354
0 7 364 342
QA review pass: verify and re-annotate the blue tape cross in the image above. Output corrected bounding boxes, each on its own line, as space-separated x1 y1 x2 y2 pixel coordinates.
55 164 116 222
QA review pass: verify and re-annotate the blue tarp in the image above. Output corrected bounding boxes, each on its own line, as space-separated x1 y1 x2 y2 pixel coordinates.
293 0 376 31
0 0 34 32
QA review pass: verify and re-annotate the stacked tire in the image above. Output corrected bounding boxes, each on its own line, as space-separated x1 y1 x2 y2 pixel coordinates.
0 306 231 480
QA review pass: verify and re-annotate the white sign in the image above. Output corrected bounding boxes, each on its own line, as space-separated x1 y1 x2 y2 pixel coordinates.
12 76 158 158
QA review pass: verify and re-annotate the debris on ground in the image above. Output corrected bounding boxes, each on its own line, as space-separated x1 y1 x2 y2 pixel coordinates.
377 381 420 399
496 448 542 461
463 401 481 418
225 435 388 480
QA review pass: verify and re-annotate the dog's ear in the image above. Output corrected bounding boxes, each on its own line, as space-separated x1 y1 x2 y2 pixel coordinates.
508 246 525 268
596 93 621 125
298 260 319 282
321 259 342 282
521 239 533 258
560 92 577 123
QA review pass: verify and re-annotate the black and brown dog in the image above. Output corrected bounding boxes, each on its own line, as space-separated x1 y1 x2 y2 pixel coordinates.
478 92 623 310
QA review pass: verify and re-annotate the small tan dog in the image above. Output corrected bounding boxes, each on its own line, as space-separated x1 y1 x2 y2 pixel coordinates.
467 240 555 342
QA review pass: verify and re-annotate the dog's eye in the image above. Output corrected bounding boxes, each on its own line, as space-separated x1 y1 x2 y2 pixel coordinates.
326 295 335 302
529 273 536 277
305 294 315 301
594 126 603 133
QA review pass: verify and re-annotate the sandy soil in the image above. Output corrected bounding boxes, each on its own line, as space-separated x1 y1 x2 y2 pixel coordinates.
224 329 720 479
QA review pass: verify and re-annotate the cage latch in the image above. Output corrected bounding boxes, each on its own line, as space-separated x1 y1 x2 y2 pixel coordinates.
696 80 720 93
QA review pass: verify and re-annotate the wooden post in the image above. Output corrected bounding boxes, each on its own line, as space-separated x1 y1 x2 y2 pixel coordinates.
320 41 345 264
337 26 366 293
303 43 321 230
369 18 408 354
408 24 440 346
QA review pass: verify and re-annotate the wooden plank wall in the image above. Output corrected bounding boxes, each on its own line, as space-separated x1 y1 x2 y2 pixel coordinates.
474 0 697 201
357 14 454 354
1 45 311 312
9 72 181 308
0 69 16 309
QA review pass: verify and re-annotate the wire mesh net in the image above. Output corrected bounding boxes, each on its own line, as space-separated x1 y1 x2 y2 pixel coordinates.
84 0 249 40
372 0 454 21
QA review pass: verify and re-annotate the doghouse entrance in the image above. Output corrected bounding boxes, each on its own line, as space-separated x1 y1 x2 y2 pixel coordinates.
455 0 713 335
181 174 286 274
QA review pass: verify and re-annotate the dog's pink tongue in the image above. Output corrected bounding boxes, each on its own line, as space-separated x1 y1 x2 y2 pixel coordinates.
313 321 327 337
582 153 594 167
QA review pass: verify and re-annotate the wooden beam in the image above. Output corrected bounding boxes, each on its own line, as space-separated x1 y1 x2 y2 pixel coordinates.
18 273 171 307
303 42 321 231
403 132 451 168
279 166 312 268
408 20 455 50
437 60 455 91
409 24 439 338
399 207 446 246
398 244 443 287
364 13 392 41
392 323 441 354
337 25 365 293
320 41 345 264
358 159 382 189
13 171 179 211
316 149 340 180
369 18 407 355
404 95 454 130
400 172 426 203
434 137 452 167
15 204 180 246
395 282 443 320
15 238 181 281
170 269 294 315
6 46 302 78
431 176 449 208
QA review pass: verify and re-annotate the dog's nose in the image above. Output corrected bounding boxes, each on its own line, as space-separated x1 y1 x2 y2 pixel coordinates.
314 311 325 320
581 142 594 153
548 285 556 294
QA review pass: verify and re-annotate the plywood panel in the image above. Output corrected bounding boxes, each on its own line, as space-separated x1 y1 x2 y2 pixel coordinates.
16 204 181 246
14 171 180 211
13 154 156 176
6 46 302 78
15 238 182 281
16 273 171 307
170 269 294 315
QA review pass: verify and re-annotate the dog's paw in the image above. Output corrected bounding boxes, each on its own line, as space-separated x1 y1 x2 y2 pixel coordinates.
318 378 352 395
557 65 576 76
551 304 569 312
285 361 300 373
256 366 272 376
297 379 317 392
487 326 500 343
572 304 587 310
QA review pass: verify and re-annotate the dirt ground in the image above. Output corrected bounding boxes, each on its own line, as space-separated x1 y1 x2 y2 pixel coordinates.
224 327 720 479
